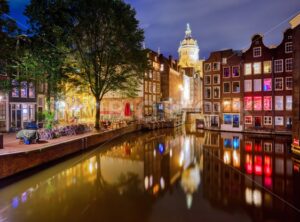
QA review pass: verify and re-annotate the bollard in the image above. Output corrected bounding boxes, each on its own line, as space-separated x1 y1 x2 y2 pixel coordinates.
0 133 3 149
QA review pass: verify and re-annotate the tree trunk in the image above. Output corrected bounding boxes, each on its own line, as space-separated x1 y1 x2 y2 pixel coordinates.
95 97 101 130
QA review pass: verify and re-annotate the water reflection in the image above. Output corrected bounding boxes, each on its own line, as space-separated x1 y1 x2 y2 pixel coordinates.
0 128 299 222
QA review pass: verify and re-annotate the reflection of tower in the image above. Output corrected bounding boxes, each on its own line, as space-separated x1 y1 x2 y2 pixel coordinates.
178 24 203 110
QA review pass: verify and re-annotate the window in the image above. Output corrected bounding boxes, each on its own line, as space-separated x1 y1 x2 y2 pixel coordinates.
264 116 272 125
232 98 240 112
21 81 28 98
29 82 35 98
286 96 292 111
213 74 220 84
263 78 272 91
274 60 283 73
232 66 240 77
204 75 211 85
223 99 231 112
254 79 262 92
223 67 230 78
253 47 262 57
245 116 252 124
263 61 272 73
12 80 19 98
275 96 284 110
286 77 293 90
213 62 220 71
253 62 261 74
213 102 220 112
204 63 211 72
232 81 240 93
222 58 227 64
160 64 164 71
285 42 293 53
145 81 149 92
244 97 252 110
244 63 252 75
264 142 272 152
213 87 220 99
244 80 252 92
205 87 211 99
275 116 284 126
224 114 233 125
0 102 6 121
264 96 272 111
254 96 262 111
275 78 283 91
204 102 211 112
286 58 293 72
223 82 230 93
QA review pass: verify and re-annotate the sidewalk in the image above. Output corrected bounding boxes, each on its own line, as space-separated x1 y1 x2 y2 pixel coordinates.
0 132 97 156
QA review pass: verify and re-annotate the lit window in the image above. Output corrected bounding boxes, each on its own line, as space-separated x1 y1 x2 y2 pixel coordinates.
160 64 164 71
253 47 262 57
204 87 211 99
244 63 252 75
21 81 28 98
232 98 240 112
263 79 272 91
244 97 252 110
253 62 261 74
274 60 283 73
275 78 283 91
213 74 220 84
213 87 220 99
213 102 220 112
29 82 35 98
245 116 252 124
286 77 293 90
263 96 272 111
285 58 293 72
286 96 292 111
222 58 227 64
285 42 293 53
204 63 211 72
263 61 272 74
275 116 284 126
232 81 240 93
145 81 148 92
204 75 211 85
264 143 272 152
275 96 284 110
224 114 233 125
244 80 252 92
254 96 262 111
12 80 19 98
232 66 240 77
264 116 272 125
223 99 231 112
213 62 220 71
287 117 292 128
223 82 230 93
204 102 211 112
254 79 262 92
223 67 230 78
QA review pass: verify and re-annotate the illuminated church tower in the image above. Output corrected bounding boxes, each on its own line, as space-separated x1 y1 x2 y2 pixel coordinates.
178 24 203 110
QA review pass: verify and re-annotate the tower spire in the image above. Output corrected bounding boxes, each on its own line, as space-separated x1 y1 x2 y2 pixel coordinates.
185 23 192 38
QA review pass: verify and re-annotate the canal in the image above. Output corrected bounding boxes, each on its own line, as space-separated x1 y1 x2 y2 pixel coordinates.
0 126 300 222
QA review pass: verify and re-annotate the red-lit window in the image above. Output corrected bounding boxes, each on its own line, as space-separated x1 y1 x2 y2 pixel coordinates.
245 141 252 151
245 116 252 125
264 177 272 189
264 156 272 177
254 140 262 152
263 78 272 91
254 155 262 175
254 96 262 111
244 97 252 110
263 96 272 111
245 154 253 174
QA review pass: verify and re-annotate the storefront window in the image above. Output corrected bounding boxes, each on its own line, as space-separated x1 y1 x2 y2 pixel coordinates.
254 97 262 111
275 96 283 111
263 79 272 91
263 96 272 111
244 97 252 110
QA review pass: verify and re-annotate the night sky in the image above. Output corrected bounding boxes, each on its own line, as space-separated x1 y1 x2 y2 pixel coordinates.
8 0 300 59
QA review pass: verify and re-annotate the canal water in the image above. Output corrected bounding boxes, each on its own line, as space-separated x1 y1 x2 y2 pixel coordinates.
1 126 300 222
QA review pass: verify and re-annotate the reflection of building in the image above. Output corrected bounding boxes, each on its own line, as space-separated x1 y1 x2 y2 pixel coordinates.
203 132 296 221
178 24 203 110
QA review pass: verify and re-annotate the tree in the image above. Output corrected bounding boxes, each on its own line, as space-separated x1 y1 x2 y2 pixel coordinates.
0 0 18 90
26 0 148 129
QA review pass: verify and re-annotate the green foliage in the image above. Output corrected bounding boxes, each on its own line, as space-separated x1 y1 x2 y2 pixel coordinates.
44 111 55 130
37 111 45 122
